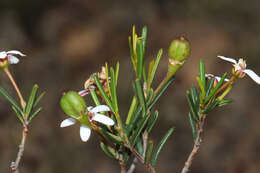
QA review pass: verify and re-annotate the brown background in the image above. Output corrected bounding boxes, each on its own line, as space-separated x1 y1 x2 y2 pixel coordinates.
0 0 260 173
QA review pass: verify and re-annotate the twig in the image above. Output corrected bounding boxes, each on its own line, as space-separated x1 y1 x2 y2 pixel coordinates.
127 158 138 173
119 154 126 173
4 68 26 109
10 124 28 173
181 115 206 173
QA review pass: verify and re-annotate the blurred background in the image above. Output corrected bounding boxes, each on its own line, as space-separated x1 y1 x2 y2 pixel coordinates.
0 0 260 172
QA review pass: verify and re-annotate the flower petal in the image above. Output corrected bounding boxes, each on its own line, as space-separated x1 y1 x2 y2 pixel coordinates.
243 69 260 84
0 51 7 59
8 55 19 64
91 105 110 113
92 114 114 126
87 106 93 111
80 125 91 142
60 118 76 127
78 89 89 97
7 50 26 56
218 55 237 64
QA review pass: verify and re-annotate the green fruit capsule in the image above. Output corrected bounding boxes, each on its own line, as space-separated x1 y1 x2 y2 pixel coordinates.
167 37 191 77
60 91 86 119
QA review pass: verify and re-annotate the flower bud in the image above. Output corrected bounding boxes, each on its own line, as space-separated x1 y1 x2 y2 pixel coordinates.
168 37 190 77
60 91 86 119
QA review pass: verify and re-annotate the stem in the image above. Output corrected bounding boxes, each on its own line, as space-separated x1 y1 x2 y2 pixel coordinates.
10 123 28 173
127 158 138 173
119 154 126 173
129 146 156 173
181 115 206 173
154 76 169 96
4 68 26 109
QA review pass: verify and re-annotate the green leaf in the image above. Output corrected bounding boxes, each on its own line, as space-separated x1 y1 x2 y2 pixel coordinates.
141 26 147 55
100 142 119 159
218 99 232 107
186 91 199 121
126 96 138 125
126 106 142 136
188 113 197 140
115 62 120 87
33 91 45 108
205 78 214 97
147 49 163 88
204 73 227 104
199 61 206 88
93 75 115 113
130 113 150 146
110 67 118 112
28 107 42 123
136 40 144 79
0 87 22 113
190 87 199 111
146 111 158 134
136 137 144 155
25 84 38 118
202 98 218 114
90 89 101 106
100 128 124 145
151 127 174 167
135 79 146 117
145 89 154 106
145 140 154 164
11 106 24 124
148 76 175 110
196 77 206 103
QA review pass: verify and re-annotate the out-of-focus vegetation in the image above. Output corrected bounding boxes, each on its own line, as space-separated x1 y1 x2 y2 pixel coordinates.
0 0 260 172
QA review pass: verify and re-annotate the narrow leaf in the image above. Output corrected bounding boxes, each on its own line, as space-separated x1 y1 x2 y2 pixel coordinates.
126 106 142 136
135 79 146 117
145 140 154 164
28 107 42 123
33 91 45 108
186 91 199 121
110 67 118 112
136 40 144 79
146 111 158 134
130 113 150 146
25 84 38 118
89 89 101 106
188 113 197 140
126 96 138 125
148 76 175 110
199 61 206 88
0 87 22 113
115 62 120 87
11 106 24 124
93 75 114 113
100 128 124 145
147 49 163 87
218 99 232 107
152 127 174 167
100 142 119 159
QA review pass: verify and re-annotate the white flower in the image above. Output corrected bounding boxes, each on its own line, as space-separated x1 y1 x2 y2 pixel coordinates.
218 55 260 84
60 105 114 142
205 74 229 82
0 50 25 64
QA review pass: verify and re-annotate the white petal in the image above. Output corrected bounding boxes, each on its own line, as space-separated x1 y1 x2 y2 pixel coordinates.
8 55 19 64
0 51 7 59
91 105 110 113
243 69 260 84
7 50 26 56
92 114 114 126
78 89 88 96
60 118 76 127
80 125 91 142
218 55 237 64
87 106 93 111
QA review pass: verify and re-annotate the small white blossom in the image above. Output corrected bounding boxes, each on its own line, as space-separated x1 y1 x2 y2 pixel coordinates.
0 50 25 64
60 105 114 142
205 74 229 82
218 55 260 84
